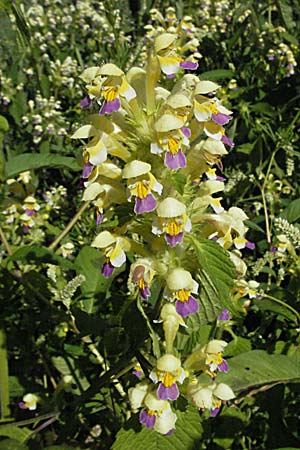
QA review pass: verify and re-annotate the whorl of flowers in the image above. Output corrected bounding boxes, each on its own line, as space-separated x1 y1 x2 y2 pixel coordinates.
71 31 252 435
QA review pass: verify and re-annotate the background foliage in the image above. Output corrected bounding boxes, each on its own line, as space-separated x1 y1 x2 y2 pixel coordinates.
0 0 300 449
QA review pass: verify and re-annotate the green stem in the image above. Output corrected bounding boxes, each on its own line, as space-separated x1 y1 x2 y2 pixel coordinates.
262 293 300 323
48 201 89 250
0 329 10 420
0 226 13 256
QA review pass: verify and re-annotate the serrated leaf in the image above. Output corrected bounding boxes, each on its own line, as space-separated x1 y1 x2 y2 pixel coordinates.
5 153 81 178
280 198 300 223
189 237 236 322
112 406 203 450
217 350 300 393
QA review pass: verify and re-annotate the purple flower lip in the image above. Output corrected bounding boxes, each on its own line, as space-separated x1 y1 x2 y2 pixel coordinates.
25 209 35 216
101 261 115 278
218 359 228 373
96 212 103 226
140 286 151 300
221 135 234 147
211 112 232 126
165 149 186 170
218 309 230 321
80 96 92 109
157 382 179 401
165 232 183 247
210 407 220 417
246 241 255 250
181 126 191 138
134 193 156 214
175 295 199 318
139 410 156 429
81 162 94 179
180 61 198 70
99 98 121 115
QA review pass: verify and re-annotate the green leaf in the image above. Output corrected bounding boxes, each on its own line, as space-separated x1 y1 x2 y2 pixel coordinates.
217 350 300 393
5 153 81 178
224 337 252 357
74 246 112 313
0 439 28 450
0 115 9 133
280 198 300 223
276 0 296 31
199 69 234 81
253 297 297 322
112 406 203 450
6 246 74 269
213 407 248 449
189 237 236 322
0 425 31 443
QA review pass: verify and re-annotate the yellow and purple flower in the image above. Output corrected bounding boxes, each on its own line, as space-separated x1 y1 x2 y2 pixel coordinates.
165 268 199 318
139 392 177 435
188 381 235 416
130 258 156 300
152 197 191 246
123 161 163 214
79 64 136 115
150 354 186 401
154 34 198 78
204 340 229 376
91 230 129 278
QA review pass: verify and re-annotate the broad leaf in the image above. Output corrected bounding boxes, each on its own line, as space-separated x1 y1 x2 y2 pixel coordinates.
280 198 300 223
189 237 236 322
0 425 31 443
5 153 81 178
217 350 300 392
112 406 203 450
74 246 112 313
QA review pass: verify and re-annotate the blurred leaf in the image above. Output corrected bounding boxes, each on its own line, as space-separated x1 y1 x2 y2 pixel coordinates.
112 406 203 450
5 154 81 178
0 425 31 443
280 198 300 223
253 297 297 322
213 407 248 449
276 0 296 31
217 350 300 392
8 92 27 125
8 376 25 398
6 246 74 269
44 446 77 450
0 439 28 450
199 69 234 81
189 236 236 322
